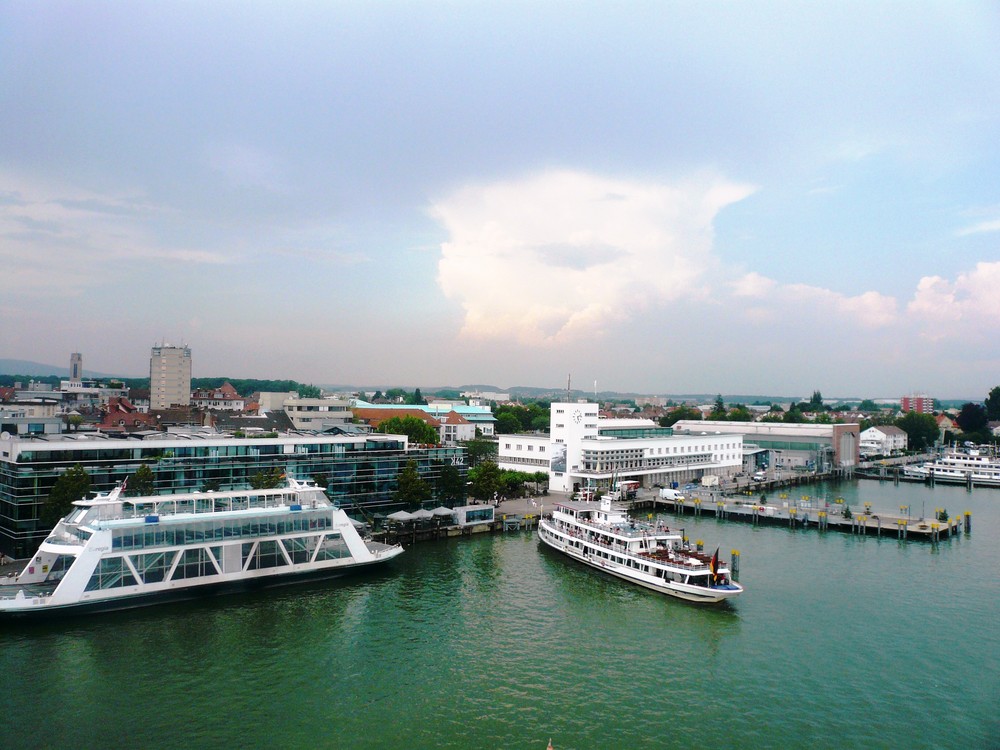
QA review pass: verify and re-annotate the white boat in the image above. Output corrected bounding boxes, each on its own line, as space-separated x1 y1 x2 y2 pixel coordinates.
902 448 1000 487
538 496 743 604
0 478 403 618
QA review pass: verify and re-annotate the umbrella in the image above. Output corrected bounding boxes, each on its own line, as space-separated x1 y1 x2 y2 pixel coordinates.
430 506 456 517
410 509 434 520
386 510 415 522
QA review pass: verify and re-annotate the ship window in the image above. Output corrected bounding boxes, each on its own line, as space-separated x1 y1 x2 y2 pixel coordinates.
314 533 349 561
282 537 312 564
133 551 174 583
173 548 217 579
246 540 287 570
85 557 138 590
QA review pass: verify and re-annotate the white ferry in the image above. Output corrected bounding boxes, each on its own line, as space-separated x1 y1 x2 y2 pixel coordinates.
0 478 403 618
902 447 1000 487
538 496 743 604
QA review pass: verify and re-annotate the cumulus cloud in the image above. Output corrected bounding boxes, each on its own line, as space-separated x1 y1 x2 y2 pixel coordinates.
432 170 755 345
908 262 1000 338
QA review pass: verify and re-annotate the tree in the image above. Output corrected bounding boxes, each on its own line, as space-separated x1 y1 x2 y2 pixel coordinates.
410 388 427 405
297 384 322 398
495 412 521 435
395 459 431 508
468 461 502 502
249 467 285 489
42 465 91 526
726 406 753 422
462 438 497 467
858 399 879 412
985 386 1000 421
710 395 726 420
378 415 439 444
956 402 988 435
809 390 825 411
129 464 155 496
434 462 466 505
66 414 84 432
661 406 702 427
896 411 939 451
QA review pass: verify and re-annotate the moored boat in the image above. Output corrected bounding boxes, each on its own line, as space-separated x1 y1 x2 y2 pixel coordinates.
0 478 403 618
538 496 742 604
902 447 1000 487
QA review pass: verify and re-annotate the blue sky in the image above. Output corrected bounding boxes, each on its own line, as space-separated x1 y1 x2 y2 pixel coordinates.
2 3 998 399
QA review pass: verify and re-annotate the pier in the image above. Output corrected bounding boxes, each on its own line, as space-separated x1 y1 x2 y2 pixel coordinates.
371 511 540 546
647 492 969 542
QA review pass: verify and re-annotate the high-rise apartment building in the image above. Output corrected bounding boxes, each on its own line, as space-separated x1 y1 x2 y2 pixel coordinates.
69 352 83 382
900 394 934 414
149 343 192 410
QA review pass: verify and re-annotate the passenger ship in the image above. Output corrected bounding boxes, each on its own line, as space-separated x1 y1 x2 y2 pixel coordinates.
0 478 403 618
902 447 1000 487
538 496 742 604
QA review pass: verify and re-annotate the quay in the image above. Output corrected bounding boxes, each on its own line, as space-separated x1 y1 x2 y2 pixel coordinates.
645 491 970 542
371 505 541 547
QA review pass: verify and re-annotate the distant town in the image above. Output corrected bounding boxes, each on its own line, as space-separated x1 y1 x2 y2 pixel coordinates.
1 344 998 560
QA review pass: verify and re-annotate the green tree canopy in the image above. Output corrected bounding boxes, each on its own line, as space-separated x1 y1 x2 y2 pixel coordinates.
660 406 702 427
461 438 497 467
858 399 879 412
726 405 752 422
709 395 726 419
128 464 155 497
985 386 1000 421
956 402 988 435
42 464 91 526
896 411 939 451
378 415 439 444
434 461 466 505
468 461 502 502
395 459 432 508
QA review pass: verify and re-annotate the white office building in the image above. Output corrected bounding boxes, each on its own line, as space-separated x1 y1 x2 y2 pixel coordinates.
498 402 743 495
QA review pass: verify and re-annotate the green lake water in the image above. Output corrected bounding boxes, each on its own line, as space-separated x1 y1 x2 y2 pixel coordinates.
2 479 998 749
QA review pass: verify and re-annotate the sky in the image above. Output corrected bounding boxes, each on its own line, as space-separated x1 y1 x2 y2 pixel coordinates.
1 2 999 399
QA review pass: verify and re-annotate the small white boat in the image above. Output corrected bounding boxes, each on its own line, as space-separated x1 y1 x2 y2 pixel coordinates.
538 496 742 604
0 478 403 618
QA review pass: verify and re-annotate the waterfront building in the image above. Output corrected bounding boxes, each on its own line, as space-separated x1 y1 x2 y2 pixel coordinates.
901 393 934 414
497 402 743 495
860 425 908 456
671 420 860 472
150 344 192 410
0 430 466 559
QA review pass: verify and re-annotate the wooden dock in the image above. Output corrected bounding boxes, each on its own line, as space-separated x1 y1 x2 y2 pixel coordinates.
648 494 970 542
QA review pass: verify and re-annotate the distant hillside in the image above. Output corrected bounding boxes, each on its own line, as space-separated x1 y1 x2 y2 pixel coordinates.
0 359 69 377
0 358 121 379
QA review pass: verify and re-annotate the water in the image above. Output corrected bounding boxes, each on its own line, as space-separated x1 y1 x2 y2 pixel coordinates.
2 480 998 749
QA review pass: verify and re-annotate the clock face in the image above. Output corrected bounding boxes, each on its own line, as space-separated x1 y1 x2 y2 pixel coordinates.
572 410 582 424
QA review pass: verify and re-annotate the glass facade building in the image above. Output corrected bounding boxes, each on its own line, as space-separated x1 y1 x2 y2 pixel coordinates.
0 432 466 558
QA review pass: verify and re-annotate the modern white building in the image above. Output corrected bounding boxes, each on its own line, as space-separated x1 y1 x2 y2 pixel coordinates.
860 425 908 456
498 402 743 494
672 420 860 471
150 343 192 410
283 396 353 430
